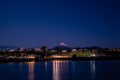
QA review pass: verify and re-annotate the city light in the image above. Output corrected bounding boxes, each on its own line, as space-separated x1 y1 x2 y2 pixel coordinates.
51 55 70 58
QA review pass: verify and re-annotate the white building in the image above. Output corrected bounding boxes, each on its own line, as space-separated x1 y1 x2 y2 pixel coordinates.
34 48 43 52
71 49 77 52
61 50 67 53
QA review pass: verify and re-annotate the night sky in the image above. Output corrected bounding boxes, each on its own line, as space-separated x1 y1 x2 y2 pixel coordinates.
0 0 120 48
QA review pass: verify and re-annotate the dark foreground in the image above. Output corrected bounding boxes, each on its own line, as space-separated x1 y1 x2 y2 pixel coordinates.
0 60 120 80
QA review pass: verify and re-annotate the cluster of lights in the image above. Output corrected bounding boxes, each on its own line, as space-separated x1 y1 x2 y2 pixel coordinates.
51 55 70 58
26 56 35 59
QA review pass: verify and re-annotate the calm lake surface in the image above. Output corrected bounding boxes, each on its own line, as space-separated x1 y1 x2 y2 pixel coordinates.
0 60 120 80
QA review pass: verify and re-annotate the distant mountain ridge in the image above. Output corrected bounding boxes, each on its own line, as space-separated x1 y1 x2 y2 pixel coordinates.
0 43 103 50
82 46 103 50
0 46 18 50
52 42 102 51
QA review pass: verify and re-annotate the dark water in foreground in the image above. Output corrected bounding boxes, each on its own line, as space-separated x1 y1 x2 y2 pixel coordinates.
0 60 120 80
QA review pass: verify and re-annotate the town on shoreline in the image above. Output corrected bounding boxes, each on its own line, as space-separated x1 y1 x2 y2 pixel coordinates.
0 43 120 63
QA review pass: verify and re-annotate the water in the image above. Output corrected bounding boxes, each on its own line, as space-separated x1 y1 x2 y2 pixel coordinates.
0 60 120 80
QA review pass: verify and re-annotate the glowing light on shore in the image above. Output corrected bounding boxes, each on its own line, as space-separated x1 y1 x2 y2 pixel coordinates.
26 55 35 59
90 54 96 57
92 54 96 57
50 55 70 58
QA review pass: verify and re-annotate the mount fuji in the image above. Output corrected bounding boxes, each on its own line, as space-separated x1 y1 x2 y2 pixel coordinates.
52 42 71 51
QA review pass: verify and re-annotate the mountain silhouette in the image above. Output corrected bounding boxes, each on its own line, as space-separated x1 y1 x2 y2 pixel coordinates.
52 42 71 51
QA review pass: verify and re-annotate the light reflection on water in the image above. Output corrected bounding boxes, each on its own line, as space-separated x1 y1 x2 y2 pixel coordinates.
90 60 96 73
52 60 69 80
53 61 60 80
25 60 69 80
90 60 96 80
26 60 95 80
2 60 118 80
28 61 35 80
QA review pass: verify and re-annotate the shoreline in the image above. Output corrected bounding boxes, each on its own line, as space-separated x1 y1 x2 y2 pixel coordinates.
0 56 120 63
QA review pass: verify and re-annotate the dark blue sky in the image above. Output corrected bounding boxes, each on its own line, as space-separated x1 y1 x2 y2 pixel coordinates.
0 0 120 48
